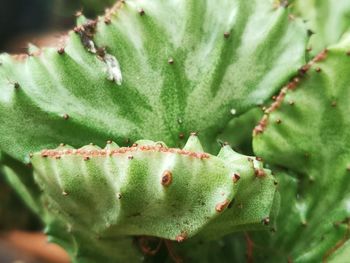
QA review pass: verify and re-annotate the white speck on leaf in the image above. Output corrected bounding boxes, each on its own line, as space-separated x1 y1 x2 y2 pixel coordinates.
87 40 97 53
104 54 123 85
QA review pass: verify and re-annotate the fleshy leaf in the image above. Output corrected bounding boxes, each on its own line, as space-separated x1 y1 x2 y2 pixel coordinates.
252 32 350 262
293 0 350 56
30 136 277 260
0 0 307 163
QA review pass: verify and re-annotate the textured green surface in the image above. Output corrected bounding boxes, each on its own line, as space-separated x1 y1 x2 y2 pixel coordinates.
0 0 307 163
0 0 311 261
32 136 277 241
252 33 350 262
213 107 263 155
293 0 350 56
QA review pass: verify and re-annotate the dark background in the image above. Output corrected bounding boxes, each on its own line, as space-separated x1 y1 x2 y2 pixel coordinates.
0 0 110 52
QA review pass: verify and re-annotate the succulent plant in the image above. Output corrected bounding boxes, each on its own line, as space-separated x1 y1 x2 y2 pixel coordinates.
0 0 349 262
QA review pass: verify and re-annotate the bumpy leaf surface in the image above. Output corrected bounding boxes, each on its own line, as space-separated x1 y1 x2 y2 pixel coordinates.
252 33 350 262
31 136 277 243
0 0 307 163
293 0 350 56
0 0 308 261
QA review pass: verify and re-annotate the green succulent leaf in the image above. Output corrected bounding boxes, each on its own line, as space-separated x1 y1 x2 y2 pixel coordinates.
31 136 277 242
252 32 350 262
0 0 309 261
213 107 263 155
293 0 350 56
0 0 307 163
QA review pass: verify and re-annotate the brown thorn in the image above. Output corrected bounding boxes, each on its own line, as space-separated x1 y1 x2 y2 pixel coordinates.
57 47 65 55
224 32 230 38
233 173 241 183
161 170 173 186
138 8 145 16
215 200 230 212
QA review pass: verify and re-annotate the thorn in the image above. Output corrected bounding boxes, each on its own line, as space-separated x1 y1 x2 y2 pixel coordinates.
315 67 321 73
167 57 174 64
276 119 282 124
255 169 266 178
57 47 65 55
262 217 270 225
223 141 229 147
104 17 111 24
14 82 20 89
74 26 82 33
84 156 90 161
215 200 230 212
233 173 241 183
29 153 33 159
63 114 69 120
59 143 66 147
272 95 276 100
293 77 300 84
178 133 184 139
107 140 112 144
256 157 263 162
62 191 69 196
138 8 145 16
161 170 173 186
224 32 230 38
190 131 198 136
274 180 278 185
116 193 122 199
288 100 295 106
175 232 187 243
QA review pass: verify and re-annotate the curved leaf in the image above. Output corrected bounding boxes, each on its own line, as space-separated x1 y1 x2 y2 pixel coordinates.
32 136 277 243
0 0 307 163
293 0 350 56
252 33 350 262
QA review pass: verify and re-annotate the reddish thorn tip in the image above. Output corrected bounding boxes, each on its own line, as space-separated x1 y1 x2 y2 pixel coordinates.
138 8 145 15
161 170 173 186
233 173 241 183
215 200 230 212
